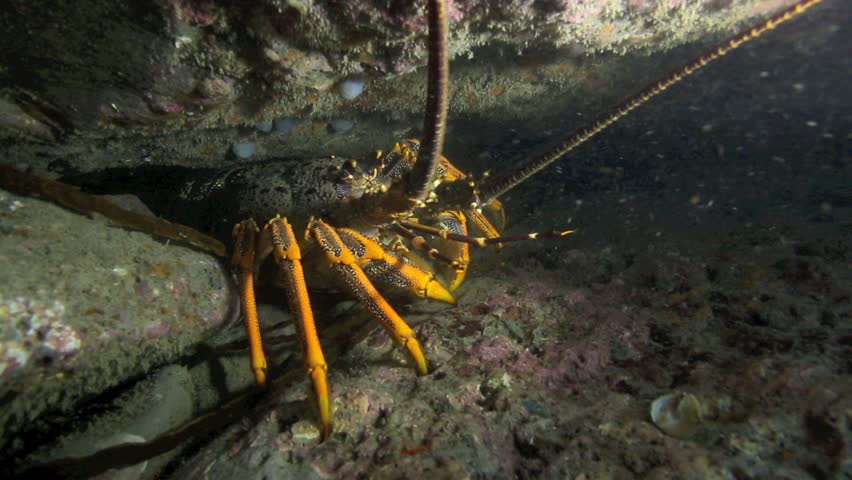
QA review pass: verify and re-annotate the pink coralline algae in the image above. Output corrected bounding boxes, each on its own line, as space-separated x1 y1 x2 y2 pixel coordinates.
40 322 83 366
470 336 517 366
0 296 82 376
468 287 649 393
147 98 184 115
342 0 468 36
162 0 221 27
0 341 29 377
481 282 556 318
467 337 549 390
144 320 171 340
541 307 648 391
194 77 237 106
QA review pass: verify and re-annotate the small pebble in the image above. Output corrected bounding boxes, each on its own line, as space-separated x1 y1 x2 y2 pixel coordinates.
290 420 320 443
650 392 703 438
232 142 257 159
255 120 273 133
522 399 547 417
274 117 301 134
328 119 354 133
339 78 365 99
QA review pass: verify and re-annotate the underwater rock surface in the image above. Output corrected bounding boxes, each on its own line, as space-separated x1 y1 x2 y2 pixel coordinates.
161 217 850 479
0 0 835 175
0 188 235 460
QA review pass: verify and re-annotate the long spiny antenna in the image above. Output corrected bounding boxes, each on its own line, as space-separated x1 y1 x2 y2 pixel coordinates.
0 164 226 257
398 220 574 247
408 0 450 204
479 0 825 205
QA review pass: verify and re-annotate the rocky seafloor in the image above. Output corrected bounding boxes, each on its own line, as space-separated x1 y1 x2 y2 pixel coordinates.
0 0 850 479
163 219 852 480
5 178 851 480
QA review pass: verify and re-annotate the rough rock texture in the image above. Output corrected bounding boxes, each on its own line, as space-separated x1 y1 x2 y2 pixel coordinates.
167 242 850 479
0 189 235 460
0 0 827 174
0 0 849 479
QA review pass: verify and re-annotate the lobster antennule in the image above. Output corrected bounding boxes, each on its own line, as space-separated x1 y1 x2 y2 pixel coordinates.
406 0 450 205
0 164 226 257
399 220 574 247
478 0 825 206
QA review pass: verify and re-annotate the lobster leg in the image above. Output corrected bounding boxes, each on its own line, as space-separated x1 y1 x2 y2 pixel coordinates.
431 211 470 291
311 219 429 376
232 217 331 438
465 207 502 243
231 219 268 386
483 198 506 232
335 227 456 304
264 216 331 439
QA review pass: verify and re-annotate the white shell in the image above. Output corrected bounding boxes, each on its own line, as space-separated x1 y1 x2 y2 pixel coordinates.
255 120 273 133
328 119 354 133
650 392 703 437
274 117 301 134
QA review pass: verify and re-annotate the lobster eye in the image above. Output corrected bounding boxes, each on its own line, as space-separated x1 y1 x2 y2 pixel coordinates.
333 160 363 198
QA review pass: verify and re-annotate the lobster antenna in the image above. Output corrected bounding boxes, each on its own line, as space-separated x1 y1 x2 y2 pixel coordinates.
0 165 226 257
479 0 825 205
407 0 450 204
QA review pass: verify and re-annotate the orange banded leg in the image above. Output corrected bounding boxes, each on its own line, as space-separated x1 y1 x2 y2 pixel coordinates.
379 139 467 183
392 211 471 291
484 198 506 232
311 219 428 375
465 207 503 247
336 228 455 304
391 222 462 269
432 211 470 291
231 219 268 387
265 216 331 439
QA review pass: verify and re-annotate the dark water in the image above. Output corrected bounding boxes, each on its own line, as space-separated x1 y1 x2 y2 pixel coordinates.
451 6 850 252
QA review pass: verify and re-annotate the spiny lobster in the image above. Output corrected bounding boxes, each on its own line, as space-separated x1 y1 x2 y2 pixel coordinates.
0 0 826 442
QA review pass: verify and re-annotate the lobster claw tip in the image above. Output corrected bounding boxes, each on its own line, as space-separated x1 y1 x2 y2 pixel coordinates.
426 280 456 305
